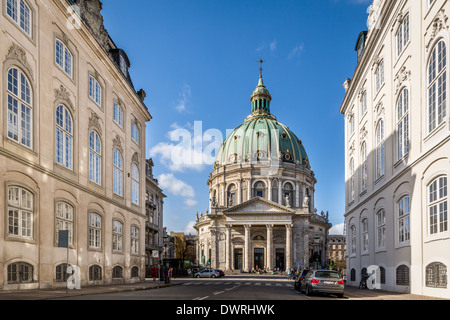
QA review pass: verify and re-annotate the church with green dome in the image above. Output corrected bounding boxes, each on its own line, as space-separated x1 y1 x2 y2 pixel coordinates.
194 72 331 272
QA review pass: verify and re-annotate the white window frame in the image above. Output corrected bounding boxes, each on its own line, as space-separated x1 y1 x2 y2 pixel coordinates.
428 176 448 236
376 209 386 251
398 196 410 244
7 67 32 149
396 14 410 58
375 120 385 180
89 75 102 106
397 88 409 160
89 130 102 185
6 0 32 36
55 39 73 78
360 141 368 192
131 226 139 255
55 201 73 246
88 213 102 249
112 220 123 252
55 105 73 170
7 186 33 239
427 39 447 134
361 218 369 253
131 122 140 144
113 103 124 128
375 60 385 94
113 149 123 197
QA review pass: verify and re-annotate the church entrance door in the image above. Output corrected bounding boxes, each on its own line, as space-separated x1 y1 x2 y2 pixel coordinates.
254 248 264 270
276 249 285 270
234 248 243 270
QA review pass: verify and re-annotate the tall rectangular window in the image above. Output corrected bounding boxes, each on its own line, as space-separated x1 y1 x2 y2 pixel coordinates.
89 213 102 249
429 177 448 235
6 0 31 36
7 186 33 238
55 39 73 77
55 202 73 246
89 76 102 106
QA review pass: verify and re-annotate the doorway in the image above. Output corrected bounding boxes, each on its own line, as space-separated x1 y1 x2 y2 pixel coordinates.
234 248 243 270
254 248 265 269
275 249 285 270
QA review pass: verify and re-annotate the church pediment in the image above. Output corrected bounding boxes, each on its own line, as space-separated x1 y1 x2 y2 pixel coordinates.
223 197 295 215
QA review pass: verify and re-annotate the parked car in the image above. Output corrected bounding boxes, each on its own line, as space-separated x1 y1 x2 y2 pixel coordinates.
194 269 220 278
299 270 345 298
294 269 311 291
216 269 225 277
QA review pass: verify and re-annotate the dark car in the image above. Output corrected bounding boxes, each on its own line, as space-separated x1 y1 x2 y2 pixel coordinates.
216 269 225 277
299 270 345 298
294 269 311 291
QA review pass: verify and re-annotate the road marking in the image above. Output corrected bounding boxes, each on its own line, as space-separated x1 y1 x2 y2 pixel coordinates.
255 283 261 286
245 282 251 285
285 284 292 287
276 283 282 286
197 296 209 300
265 283 272 286
182 283 191 286
213 291 225 295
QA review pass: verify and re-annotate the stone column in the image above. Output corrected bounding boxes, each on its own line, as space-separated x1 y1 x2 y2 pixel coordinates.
237 180 242 204
268 179 272 201
225 225 232 271
286 224 293 270
247 179 252 201
295 181 300 208
211 229 217 269
221 183 226 207
244 225 251 272
278 180 283 205
266 224 273 271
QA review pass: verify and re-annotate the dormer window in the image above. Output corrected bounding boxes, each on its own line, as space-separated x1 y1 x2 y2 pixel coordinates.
355 31 368 63
119 54 127 76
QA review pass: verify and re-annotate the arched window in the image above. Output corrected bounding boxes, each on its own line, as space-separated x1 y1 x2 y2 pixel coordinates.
55 39 73 77
428 176 447 235
113 149 123 197
113 102 123 128
89 130 102 185
56 105 73 169
112 266 123 279
375 120 385 179
7 67 32 148
361 218 369 253
6 0 32 36
349 158 355 202
7 262 33 283
89 265 102 281
426 262 447 288
227 184 236 206
350 225 356 255
131 266 139 278
428 39 447 133
254 181 265 198
375 60 385 93
398 196 410 243
131 226 139 254
396 265 410 286
379 266 386 284
397 88 409 160
396 14 410 57
131 163 140 205
88 213 102 249
89 76 102 106
55 201 73 246
7 186 33 238
350 268 356 281
56 263 69 282
376 209 386 249
131 122 140 144
360 142 368 192
112 220 123 252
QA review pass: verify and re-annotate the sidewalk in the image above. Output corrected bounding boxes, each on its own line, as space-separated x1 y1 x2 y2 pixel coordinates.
0 278 177 300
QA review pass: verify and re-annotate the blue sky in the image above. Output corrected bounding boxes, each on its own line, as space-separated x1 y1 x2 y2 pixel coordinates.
102 0 372 235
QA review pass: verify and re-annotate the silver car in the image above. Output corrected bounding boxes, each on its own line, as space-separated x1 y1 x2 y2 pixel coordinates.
300 270 345 298
194 269 220 278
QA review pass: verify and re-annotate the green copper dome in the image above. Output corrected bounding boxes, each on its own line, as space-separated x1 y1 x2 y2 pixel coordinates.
214 76 310 169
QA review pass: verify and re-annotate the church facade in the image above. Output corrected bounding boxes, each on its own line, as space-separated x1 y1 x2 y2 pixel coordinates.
194 75 331 272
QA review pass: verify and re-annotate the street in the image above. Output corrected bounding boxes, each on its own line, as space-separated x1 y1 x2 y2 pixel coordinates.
54 277 340 301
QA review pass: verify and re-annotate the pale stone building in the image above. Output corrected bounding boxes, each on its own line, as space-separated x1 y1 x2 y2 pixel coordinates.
340 0 450 298
195 74 331 272
0 0 151 290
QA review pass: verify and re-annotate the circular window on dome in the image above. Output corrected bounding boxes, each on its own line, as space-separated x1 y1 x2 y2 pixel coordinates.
228 153 238 163
256 131 265 138
281 133 288 140
256 150 267 159
283 152 293 162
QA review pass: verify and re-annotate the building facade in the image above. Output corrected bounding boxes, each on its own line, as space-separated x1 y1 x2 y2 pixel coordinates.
326 235 346 267
145 158 165 276
195 75 331 272
340 0 450 298
0 0 152 290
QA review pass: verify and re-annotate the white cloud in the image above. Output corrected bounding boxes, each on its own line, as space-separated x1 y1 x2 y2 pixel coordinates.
184 199 198 207
329 223 345 235
288 44 304 60
157 173 195 198
184 221 196 235
270 40 277 52
175 83 191 113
